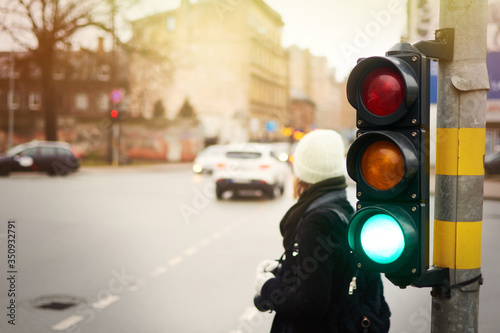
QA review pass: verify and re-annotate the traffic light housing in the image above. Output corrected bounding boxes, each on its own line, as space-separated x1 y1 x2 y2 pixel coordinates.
346 42 430 288
109 107 128 122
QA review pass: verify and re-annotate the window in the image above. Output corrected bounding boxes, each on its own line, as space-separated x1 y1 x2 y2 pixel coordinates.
75 93 89 111
97 64 111 81
29 92 41 110
40 146 56 156
53 65 64 80
166 16 176 31
8 92 20 110
226 152 262 159
97 93 110 112
22 148 38 157
56 147 72 157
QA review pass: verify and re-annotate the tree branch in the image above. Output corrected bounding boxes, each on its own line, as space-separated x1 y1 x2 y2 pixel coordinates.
17 0 40 34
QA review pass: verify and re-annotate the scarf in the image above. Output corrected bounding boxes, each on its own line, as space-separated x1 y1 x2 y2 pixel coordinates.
279 176 347 248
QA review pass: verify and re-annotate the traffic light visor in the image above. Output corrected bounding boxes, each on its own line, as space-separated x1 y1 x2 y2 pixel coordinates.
360 214 405 264
347 204 420 276
346 131 419 199
346 56 419 127
360 140 404 190
361 67 405 117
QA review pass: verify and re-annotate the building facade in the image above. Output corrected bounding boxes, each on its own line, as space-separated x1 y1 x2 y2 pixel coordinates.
130 0 289 144
0 40 129 151
287 45 346 134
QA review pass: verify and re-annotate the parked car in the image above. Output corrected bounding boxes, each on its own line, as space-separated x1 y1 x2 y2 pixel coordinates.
213 143 289 199
192 144 228 175
485 151 500 176
0 141 80 176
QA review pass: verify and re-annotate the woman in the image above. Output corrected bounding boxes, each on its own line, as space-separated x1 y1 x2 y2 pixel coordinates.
254 129 390 333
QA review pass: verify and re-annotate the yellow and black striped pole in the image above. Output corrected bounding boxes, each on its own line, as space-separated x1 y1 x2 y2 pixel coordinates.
432 0 489 331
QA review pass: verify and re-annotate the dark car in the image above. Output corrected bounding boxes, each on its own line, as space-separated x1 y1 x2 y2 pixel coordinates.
0 141 80 176
485 151 500 176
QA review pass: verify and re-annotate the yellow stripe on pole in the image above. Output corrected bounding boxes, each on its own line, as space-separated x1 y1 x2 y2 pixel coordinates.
435 128 486 176
433 220 482 269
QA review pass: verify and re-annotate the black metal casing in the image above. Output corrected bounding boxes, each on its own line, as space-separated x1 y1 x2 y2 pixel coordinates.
345 42 431 287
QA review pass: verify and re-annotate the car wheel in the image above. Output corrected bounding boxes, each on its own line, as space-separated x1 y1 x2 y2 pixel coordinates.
267 186 276 199
216 184 224 200
48 169 70 176
279 184 285 195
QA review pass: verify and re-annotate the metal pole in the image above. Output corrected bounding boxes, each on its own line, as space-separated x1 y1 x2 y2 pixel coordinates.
108 0 119 166
8 52 15 148
432 0 489 331
112 121 119 167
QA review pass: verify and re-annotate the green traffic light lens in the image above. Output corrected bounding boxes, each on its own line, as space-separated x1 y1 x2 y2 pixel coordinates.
360 214 405 264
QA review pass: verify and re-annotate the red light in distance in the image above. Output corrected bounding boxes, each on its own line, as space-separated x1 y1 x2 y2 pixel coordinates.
111 109 118 118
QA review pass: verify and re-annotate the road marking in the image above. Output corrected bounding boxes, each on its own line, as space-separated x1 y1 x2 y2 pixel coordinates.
128 279 145 291
92 294 120 310
184 247 198 256
168 256 184 266
200 238 212 247
150 266 168 277
52 315 84 331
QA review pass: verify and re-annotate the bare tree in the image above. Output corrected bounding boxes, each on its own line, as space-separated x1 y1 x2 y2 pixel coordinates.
0 0 133 140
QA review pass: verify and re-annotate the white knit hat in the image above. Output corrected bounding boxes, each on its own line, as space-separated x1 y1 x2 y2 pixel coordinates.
292 129 345 184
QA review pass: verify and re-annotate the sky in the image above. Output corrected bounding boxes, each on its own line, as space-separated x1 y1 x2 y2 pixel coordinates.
260 0 408 79
124 0 409 80
0 0 409 80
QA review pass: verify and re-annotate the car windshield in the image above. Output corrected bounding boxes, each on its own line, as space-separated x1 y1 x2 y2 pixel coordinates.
5 145 25 157
226 151 262 159
200 145 226 156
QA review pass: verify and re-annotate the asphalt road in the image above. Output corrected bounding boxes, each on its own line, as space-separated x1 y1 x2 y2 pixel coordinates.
0 165 498 333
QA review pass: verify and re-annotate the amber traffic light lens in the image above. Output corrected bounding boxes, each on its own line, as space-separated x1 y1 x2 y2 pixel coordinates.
361 67 405 116
361 141 404 190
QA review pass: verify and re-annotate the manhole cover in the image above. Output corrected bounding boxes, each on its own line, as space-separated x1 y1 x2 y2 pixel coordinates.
30 295 85 311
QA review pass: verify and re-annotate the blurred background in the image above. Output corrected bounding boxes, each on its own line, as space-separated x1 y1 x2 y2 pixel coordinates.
0 0 500 332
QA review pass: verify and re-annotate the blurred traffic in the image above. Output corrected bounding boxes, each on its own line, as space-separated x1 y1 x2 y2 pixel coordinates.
212 143 290 200
0 140 80 176
192 142 293 200
485 151 500 176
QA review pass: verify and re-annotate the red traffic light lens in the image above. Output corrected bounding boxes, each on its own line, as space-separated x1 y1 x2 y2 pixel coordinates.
361 140 404 190
111 109 118 118
361 67 405 117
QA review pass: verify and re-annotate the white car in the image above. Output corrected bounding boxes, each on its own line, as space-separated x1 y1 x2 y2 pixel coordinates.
212 143 289 199
192 145 228 174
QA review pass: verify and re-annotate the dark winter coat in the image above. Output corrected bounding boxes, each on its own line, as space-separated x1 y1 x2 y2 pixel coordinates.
256 177 391 333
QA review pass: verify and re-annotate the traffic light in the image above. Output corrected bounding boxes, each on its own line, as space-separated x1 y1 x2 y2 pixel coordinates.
345 42 430 287
110 109 119 119
109 107 127 121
